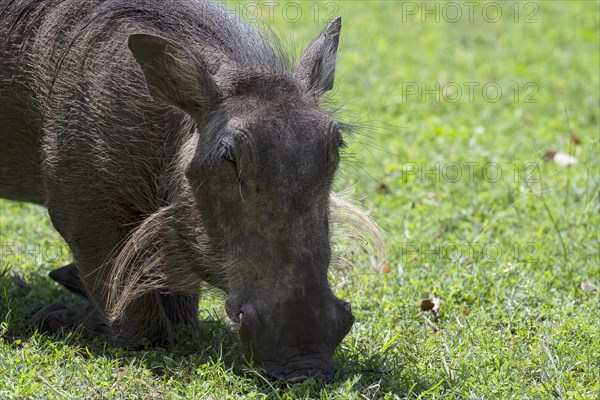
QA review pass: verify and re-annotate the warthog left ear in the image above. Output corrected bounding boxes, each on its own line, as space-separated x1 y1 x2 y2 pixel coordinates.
128 33 221 116
295 17 341 97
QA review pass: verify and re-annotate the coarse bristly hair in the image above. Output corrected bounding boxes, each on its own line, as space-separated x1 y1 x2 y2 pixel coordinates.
96 4 386 323
0 0 385 324
105 195 385 323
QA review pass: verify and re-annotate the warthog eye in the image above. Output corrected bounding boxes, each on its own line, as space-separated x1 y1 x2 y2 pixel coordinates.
220 139 236 164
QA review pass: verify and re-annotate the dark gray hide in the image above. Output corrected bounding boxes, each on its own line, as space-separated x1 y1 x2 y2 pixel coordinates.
0 0 352 382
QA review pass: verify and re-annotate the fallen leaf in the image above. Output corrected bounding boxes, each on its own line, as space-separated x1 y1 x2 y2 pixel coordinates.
581 282 598 292
420 297 441 316
420 299 435 311
542 150 577 166
570 134 582 145
541 150 556 160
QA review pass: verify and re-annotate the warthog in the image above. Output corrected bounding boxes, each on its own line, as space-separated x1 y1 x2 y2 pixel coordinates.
0 0 381 382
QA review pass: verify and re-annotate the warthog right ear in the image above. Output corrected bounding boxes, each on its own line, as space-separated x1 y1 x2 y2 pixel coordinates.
128 34 221 116
295 17 342 97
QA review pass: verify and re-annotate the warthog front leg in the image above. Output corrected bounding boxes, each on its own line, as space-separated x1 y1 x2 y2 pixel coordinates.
48 263 199 327
33 278 174 347
34 204 175 347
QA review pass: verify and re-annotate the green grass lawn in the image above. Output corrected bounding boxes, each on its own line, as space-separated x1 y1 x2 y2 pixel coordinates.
1 1 598 398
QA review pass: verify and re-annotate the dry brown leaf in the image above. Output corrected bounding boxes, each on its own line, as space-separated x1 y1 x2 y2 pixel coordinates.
420 297 441 316
541 150 556 160
581 282 598 292
420 299 435 311
541 150 578 166
570 134 582 145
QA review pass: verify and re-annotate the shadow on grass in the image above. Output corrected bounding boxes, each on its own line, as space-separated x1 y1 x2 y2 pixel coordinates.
1 269 441 397
0 269 245 373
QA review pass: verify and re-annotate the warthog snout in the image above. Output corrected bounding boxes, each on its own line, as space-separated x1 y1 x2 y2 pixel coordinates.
227 291 354 382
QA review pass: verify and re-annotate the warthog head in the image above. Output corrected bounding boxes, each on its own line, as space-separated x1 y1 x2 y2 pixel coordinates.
128 18 353 382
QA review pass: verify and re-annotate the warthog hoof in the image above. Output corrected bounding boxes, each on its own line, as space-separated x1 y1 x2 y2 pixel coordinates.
31 302 108 337
31 302 76 333
48 263 87 298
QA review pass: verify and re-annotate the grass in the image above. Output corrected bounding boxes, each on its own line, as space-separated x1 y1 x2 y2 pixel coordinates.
1 1 599 398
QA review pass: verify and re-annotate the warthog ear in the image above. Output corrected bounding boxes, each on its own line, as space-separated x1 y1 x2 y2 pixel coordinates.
128 33 221 116
295 17 341 97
